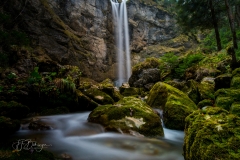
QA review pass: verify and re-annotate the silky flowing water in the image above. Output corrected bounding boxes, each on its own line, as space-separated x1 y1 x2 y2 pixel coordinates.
12 112 184 160
110 0 131 87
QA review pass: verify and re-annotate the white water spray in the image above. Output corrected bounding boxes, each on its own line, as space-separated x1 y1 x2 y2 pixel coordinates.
110 0 131 86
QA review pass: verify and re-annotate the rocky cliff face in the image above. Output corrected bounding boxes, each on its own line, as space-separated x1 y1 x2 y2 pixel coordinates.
3 0 193 82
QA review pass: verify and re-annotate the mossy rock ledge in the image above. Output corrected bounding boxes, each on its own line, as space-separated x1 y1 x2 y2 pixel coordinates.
184 107 240 160
88 97 164 137
147 82 197 130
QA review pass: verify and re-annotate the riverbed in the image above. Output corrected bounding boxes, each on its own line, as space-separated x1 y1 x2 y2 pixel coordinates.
12 112 184 160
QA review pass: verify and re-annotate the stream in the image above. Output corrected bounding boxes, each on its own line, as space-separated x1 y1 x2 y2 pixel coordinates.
12 112 184 160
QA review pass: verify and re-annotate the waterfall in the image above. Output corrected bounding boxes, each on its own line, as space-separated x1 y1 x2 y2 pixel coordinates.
110 0 131 87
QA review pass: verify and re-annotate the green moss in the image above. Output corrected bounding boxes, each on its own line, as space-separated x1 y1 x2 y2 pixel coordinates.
198 81 215 100
184 107 240 160
99 79 123 102
197 99 213 109
182 80 200 104
147 82 197 130
119 87 140 97
230 102 240 117
232 68 240 77
88 97 164 137
214 88 240 111
215 96 234 111
231 77 240 89
132 57 160 75
83 88 114 105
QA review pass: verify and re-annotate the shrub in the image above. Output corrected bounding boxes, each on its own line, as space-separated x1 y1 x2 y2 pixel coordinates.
175 53 204 77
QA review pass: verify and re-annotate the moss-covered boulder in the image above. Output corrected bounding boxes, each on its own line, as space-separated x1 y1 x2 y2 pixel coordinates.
0 116 20 136
230 102 240 117
231 76 240 88
0 101 30 119
88 97 164 137
147 82 197 130
232 67 240 77
197 99 213 109
128 57 161 90
214 88 240 111
182 80 200 104
83 88 114 105
98 79 122 102
184 107 240 160
119 85 140 97
76 89 99 110
230 68 240 89
198 77 215 100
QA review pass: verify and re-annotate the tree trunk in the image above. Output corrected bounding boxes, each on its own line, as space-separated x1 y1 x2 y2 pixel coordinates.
225 0 238 49
209 0 222 51
235 6 240 27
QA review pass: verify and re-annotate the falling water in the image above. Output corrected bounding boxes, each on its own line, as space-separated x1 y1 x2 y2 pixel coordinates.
110 0 131 86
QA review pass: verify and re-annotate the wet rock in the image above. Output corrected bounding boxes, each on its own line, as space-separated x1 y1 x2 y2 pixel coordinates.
88 97 164 137
147 82 197 130
28 119 52 130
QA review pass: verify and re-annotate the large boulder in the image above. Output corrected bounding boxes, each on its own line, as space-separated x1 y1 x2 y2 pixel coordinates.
198 77 215 100
182 80 200 104
231 68 240 89
129 58 161 90
88 97 164 137
98 79 122 102
184 107 240 160
147 82 197 130
83 88 114 105
214 88 240 111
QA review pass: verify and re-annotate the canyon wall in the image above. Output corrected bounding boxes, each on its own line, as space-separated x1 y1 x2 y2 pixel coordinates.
3 0 193 82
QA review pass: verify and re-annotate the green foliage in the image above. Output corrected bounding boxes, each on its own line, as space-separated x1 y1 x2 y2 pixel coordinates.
28 67 42 84
160 52 179 69
7 86 16 93
175 53 204 77
53 78 76 93
201 27 239 52
7 72 17 80
159 52 179 79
